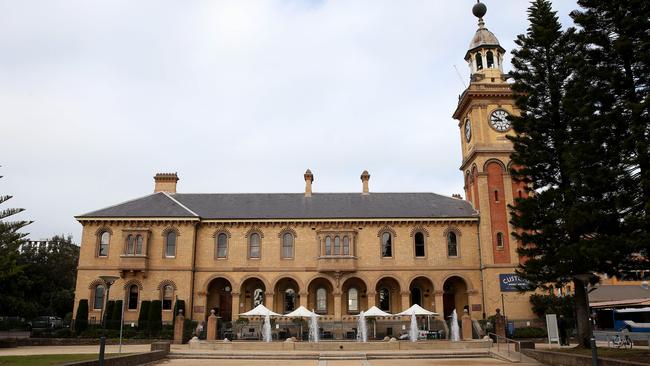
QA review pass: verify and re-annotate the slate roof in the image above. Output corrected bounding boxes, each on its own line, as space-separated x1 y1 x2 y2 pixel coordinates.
589 285 650 303
78 192 478 220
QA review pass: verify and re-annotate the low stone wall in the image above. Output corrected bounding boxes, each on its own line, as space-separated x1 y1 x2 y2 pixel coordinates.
523 349 650 366
189 340 491 352
13 338 162 347
59 343 170 366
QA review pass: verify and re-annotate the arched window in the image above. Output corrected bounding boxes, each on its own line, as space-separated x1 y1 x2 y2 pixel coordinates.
325 236 332 256
411 287 422 306
316 288 327 313
93 284 105 310
334 236 340 255
162 284 174 310
348 288 358 312
282 233 293 259
165 231 176 257
126 235 134 255
378 288 390 311
128 285 139 310
414 232 425 257
253 288 264 307
447 232 458 257
249 233 260 258
135 235 143 255
476 52 484 70
216 233 228 258
343 236 350 256
284 288 296 313
381 232 392 257
98 231 110 257
487 51 495 68
496 232 504 249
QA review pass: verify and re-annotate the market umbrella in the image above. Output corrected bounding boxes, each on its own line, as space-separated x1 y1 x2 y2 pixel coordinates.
356 306 392 339
240 304 283 341
397 304 439 332
284 306 319 340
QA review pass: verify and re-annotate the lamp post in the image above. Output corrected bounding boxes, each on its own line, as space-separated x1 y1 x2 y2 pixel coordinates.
575 273 598 366
99 276 119 329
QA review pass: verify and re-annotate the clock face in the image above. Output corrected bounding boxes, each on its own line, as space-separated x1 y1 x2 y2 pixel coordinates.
464 119 472 142
490 109 511 132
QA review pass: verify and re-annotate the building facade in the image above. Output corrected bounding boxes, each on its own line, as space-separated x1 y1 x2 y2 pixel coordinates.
73 3 536 328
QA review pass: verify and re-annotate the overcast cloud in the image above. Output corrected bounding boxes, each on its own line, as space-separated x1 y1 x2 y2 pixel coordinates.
0 1 576 241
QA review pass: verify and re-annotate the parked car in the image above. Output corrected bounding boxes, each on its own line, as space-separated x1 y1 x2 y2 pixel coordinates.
0 316 30 331
29 316 64 329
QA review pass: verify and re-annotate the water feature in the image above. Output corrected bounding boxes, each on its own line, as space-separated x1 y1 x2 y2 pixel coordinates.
308 310 319 343
450 309 460 341
262 313 272 342
357 311 368 342
409 313 418 342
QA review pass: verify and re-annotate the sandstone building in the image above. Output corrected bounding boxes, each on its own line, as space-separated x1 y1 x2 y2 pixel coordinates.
73 3 536 332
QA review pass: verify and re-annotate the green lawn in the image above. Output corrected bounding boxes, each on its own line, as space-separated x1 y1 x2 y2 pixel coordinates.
558 347 650 364
0 353 126 366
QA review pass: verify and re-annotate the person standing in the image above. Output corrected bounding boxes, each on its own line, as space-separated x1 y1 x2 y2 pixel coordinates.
558 315 568 346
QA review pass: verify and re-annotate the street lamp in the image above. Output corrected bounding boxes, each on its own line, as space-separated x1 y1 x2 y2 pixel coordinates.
99 276 119 329
575 273 598 366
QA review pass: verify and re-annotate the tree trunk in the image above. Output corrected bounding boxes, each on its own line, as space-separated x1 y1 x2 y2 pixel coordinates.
573 279 592 348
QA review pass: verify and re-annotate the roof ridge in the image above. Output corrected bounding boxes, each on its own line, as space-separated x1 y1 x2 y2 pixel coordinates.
76 192 160 217
164 192 199 217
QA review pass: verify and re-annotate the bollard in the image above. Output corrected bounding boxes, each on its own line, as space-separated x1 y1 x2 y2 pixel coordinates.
98 336 106 366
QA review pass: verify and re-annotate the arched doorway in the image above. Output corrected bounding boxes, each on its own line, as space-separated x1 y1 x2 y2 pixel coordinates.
442 276 468 318
307 277 334 315
206 277 232 321
240 277 266 312
274 278 300 314
341 277 368 314
375 277 401 314
410 276 434 311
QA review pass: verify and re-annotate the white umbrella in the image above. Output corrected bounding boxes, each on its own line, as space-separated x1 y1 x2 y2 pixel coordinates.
240 304 283 317
356 306 392 339
397 304 439 333
284 306 319 340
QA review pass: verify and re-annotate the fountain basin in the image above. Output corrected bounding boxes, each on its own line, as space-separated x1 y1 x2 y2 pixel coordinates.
188 339 490 351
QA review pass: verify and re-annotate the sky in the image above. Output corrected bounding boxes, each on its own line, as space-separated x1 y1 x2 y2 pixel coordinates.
0 0 578 241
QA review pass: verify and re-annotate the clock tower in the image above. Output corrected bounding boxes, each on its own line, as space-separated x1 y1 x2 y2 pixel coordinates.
452 1 530 318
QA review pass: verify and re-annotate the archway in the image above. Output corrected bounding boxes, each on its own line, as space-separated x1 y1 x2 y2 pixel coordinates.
442 276 468 318
307 277 334 315
342 277 368 314
274 277 300 314
375 277 401 313
206 277 233 321
240 277 266 313
410 276 435 311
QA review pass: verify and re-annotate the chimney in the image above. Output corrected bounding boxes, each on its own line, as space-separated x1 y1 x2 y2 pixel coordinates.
154 172 179 193
304 169 314 197
360 170 370 195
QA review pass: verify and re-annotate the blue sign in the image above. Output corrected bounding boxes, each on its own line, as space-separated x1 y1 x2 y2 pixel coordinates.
499 274 530 292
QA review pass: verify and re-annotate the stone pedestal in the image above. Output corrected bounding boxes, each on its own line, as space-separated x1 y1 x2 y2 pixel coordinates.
206 309 218 340
461 310 472 340
173 310 184 344
495 308 506 340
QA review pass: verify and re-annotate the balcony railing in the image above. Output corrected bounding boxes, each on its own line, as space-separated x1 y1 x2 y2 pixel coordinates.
118 254 148 275
317 255 357 273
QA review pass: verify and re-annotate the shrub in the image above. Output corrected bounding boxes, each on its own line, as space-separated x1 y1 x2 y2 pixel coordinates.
182 319 198 343
110 300 123 330
148 300 162 336
138 301 150 330
52 328 73 338
75 299 89 334
512 326 547 339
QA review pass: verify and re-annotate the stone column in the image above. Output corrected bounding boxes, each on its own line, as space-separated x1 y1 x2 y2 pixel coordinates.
366 292 376 309
400 291 411 312
231 292 240 320
461 309 472 340
433 291 444 315
265 292 275 312
173 310 184 344
334 292 342 320
299 292 309 309
206 309 218 341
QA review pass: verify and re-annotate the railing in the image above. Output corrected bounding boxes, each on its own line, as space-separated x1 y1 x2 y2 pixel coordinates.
488 332 522 362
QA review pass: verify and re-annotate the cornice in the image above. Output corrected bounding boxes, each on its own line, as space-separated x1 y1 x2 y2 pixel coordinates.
452 84 515 120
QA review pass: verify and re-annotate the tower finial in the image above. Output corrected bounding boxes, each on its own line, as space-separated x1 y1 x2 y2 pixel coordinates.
472 1 487 28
